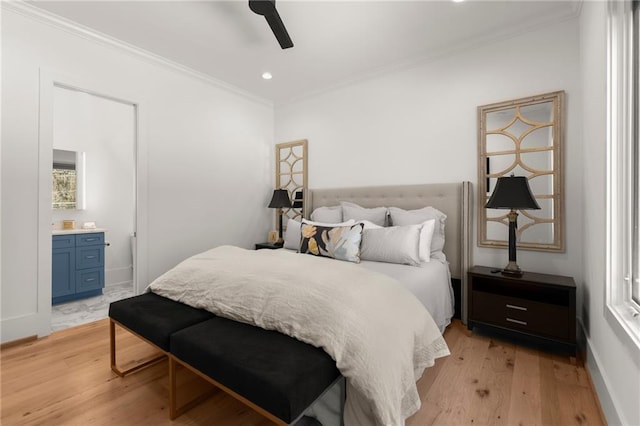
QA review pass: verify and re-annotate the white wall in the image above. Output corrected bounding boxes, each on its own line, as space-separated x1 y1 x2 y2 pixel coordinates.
1 6 274 342
579 2 640 425
52 87 136 287
276 19 583 283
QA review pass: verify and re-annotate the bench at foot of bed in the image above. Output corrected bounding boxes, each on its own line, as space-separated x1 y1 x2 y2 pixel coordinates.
108 292 214 376
169 317 342 425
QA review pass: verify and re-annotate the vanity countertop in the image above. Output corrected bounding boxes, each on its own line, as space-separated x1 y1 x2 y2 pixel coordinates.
52 228 108 235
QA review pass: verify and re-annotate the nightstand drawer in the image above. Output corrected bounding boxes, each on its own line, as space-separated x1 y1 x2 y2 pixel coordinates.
472 291 569 340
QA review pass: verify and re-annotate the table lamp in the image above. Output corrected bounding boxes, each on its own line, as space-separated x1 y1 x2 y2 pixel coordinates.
485 175 540 277
268 189 292 245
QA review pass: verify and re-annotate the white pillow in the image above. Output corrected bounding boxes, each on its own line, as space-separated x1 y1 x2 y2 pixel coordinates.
418 219 435 262
360 225 422 266
356 219 383 230
341 201 388 226
302 218 356 227
389 206 446 261
285 218 356 250
310 206 343 223
284 218 303 250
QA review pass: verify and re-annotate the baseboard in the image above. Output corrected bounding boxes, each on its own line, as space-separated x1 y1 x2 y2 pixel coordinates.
579 319 624 426
582 353 610 426
1 334 37 350
106 266 132 286
105 281 133 288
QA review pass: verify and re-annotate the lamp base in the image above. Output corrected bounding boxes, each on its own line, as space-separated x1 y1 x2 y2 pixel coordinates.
501 261 523 278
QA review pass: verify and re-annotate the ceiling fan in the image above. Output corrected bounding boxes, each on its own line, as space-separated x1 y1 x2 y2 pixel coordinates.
249 0 294 49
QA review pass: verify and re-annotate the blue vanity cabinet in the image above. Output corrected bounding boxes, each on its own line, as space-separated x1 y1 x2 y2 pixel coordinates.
52 232 105 304
52 236 75 300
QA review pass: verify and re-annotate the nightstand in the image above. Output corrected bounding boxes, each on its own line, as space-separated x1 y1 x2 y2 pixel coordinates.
255 242 283 250
467 265 576 353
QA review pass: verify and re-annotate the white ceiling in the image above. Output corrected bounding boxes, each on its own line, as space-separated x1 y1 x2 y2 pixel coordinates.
28 0 580 104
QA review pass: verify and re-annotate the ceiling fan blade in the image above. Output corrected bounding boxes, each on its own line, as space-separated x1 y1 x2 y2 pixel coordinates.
249 0 276 16
264 11 293 49
249 0 293 49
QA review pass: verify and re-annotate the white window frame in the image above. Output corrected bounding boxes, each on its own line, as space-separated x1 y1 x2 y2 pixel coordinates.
633 1 640 308
606 0 640 351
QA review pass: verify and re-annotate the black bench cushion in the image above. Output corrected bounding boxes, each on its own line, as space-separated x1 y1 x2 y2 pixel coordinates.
171 317 341 423
109 293 214 351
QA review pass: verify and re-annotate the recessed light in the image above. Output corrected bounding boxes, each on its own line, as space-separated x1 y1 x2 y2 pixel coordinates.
262 72 273 80
452 0 465 3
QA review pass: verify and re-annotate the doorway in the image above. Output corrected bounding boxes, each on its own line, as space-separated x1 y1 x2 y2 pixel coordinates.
49 85 136 331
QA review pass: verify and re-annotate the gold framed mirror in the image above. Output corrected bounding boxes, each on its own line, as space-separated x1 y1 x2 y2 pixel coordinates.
477 91 565 252
276 139 308 225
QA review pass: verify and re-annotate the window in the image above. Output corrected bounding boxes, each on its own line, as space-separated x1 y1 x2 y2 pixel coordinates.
607 0 640 349
52 148 85 210
633 0 640 307
52 163 77 210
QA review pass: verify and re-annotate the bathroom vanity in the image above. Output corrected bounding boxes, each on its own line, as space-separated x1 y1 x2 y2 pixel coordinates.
52 229 106 304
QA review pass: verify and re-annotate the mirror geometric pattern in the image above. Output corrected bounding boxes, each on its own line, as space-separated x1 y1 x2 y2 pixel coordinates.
478 91 564 252
276 140 308 226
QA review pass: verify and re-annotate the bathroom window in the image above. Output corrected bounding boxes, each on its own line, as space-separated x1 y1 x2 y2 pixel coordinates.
52 163 77 210
52 148 84 210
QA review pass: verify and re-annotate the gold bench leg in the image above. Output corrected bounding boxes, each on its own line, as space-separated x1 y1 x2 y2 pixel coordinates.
109 318 166 377
169 354 287 425
169 355 177 420
169 355 218 420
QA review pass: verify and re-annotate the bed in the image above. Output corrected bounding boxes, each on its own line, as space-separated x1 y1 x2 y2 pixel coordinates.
276 182 473 424
306 181 472 326
358 259 453 332
113 181 472 426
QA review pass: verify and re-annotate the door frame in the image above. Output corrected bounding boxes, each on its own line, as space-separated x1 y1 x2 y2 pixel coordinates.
37 68 148 337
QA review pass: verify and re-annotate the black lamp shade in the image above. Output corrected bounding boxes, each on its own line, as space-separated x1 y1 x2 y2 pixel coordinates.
268 189 292 209
292 191 303 209
485 176 540 210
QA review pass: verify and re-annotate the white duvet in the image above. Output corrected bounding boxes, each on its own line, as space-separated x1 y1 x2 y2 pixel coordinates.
148 246 449 426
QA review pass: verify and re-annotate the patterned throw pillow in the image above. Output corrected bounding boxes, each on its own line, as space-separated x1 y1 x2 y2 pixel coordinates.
299 223 364 263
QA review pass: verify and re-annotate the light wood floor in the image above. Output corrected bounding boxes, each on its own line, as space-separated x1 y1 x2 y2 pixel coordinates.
0 319 605 425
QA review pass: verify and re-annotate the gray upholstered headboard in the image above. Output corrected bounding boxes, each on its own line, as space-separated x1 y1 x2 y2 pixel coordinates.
307 182 472 322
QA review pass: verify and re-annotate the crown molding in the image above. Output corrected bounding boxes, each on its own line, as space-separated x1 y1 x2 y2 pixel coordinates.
3 0 584 109
1 1 273 107
278 2 583 107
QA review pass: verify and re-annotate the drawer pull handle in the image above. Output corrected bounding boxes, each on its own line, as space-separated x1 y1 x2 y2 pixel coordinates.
86 278 95 282
86 255 96 259
506 318 527 326
85 238 97 242
506 304 528 311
